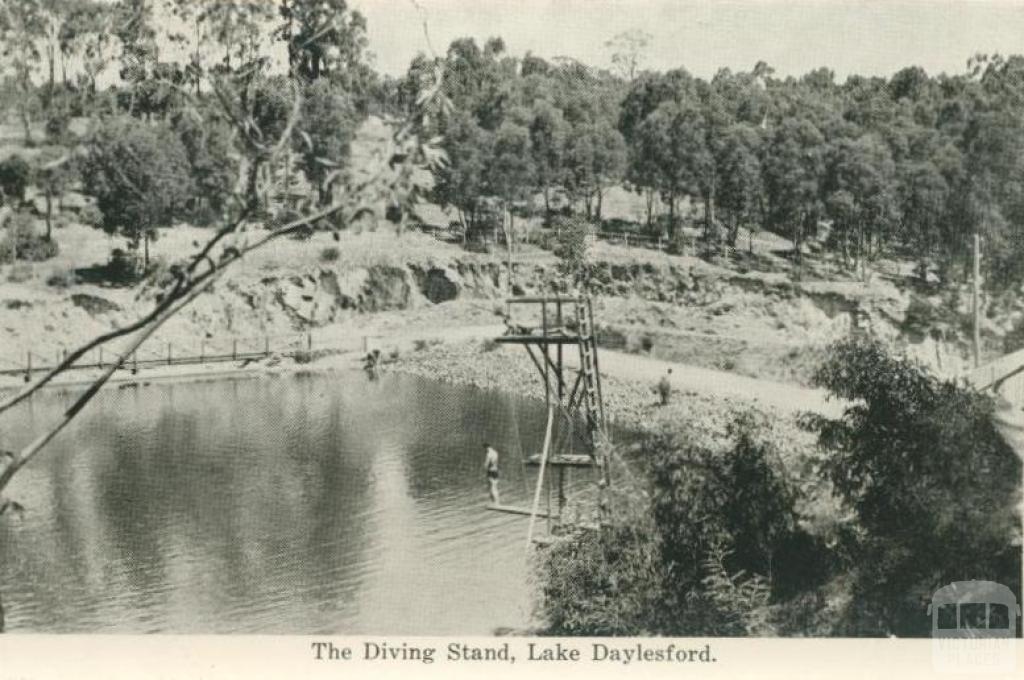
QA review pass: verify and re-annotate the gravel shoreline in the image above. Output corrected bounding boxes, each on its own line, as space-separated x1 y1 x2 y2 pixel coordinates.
391 337 816 445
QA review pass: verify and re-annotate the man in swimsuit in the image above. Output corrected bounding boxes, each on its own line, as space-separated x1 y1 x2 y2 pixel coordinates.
483 442 500 505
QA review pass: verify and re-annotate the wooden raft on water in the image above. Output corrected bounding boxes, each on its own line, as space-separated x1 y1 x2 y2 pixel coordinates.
485 504 552 519
525 453 596 468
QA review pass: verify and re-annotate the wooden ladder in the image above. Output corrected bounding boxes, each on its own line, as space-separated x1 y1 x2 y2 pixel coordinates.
575 298 603 441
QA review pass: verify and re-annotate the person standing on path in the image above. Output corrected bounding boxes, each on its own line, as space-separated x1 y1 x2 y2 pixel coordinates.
656 368 673 406
483 442 500 504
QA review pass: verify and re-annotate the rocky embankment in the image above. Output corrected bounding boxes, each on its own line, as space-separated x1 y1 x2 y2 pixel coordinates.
2 239 1015 383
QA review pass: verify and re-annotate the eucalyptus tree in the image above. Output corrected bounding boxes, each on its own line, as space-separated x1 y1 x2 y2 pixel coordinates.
59 0 120 105
823 133 898 276
715 123 764 249
605 29 651 82
297 78 359 206
277 0 369 81
488 119 534 288
619 69 697 230
528 99 569 221
563 119 627 223
432 109 493 240
81 116 194 266
762 116 826 267
0 0 46 141
632 100 712 240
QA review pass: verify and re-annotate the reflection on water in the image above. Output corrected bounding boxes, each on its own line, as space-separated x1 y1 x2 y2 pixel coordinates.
0 371 592 633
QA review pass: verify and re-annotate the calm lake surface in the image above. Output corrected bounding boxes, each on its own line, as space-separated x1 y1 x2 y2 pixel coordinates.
0 371 593 633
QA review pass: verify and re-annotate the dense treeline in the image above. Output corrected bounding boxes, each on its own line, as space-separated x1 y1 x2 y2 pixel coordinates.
6 5 1024 291
396 39 1024 290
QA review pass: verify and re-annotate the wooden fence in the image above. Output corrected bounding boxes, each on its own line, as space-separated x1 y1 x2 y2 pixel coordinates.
0 330 389 383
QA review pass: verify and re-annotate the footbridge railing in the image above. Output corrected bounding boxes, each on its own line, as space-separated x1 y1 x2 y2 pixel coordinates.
963 347 1024 406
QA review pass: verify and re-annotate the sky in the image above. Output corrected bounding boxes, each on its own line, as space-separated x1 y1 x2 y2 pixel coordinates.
350 0 1024 79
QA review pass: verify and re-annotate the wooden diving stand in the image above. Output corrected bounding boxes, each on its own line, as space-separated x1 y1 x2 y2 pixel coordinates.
485 295 608 529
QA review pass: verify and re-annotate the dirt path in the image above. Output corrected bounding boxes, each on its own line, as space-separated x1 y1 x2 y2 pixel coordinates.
586 348 848 417
443 324 848 417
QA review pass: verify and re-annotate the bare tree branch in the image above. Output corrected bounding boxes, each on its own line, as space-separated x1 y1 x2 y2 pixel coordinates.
0 264 228 495
0 61 441 503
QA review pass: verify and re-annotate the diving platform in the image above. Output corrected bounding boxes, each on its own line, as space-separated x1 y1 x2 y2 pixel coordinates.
494 334 586 345
494 295 610 535
497 295 606 447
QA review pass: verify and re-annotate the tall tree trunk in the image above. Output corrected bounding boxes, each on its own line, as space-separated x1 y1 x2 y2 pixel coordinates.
44 189 53 240
596 188 604 224
507 208 515 294
857 223 865 279
842 227 849 268
704 181 716 248
144 232 150 268
20 104 31 145
794 212 804 270
47 45 55 108
668 195 676 241
645 188 654 232
283 151 292 208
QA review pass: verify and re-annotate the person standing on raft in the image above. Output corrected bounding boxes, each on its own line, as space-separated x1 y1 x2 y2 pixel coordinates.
483 443 500 504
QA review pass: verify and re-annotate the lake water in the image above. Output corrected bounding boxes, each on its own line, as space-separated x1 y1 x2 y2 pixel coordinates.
0 371 595 633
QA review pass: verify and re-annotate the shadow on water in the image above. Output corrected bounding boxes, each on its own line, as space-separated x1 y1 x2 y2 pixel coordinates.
0 370 585 633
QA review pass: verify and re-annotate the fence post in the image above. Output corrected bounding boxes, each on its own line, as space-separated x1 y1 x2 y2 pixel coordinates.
306 332 312 352
167 342 172 366
232 339 237 361
98 346 103 369
624 234 630 248
200 339 205 363
264 336 270 357
132 352 138 375
25 351 31 383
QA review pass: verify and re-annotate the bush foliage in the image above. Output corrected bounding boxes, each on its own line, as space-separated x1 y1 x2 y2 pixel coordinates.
537 340 1022 637
0 155 32 205
537 411 801 636
0 213 58 263
803 337 1022 635
81 117 193 259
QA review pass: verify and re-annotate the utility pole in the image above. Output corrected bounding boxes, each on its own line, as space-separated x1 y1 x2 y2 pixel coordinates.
973 232 981 368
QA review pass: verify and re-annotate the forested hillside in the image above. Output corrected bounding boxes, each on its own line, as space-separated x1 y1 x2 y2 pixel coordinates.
391 39 1024 293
